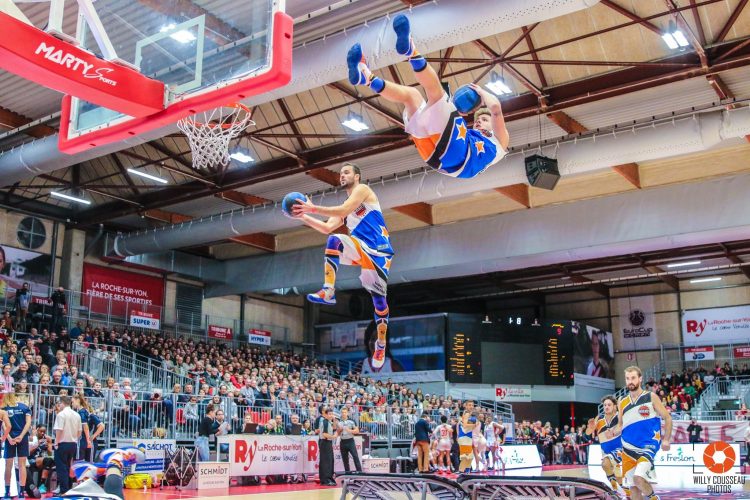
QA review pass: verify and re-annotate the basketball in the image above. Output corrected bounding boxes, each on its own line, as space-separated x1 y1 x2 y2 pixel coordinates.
281 192 307 218
452 85 481 115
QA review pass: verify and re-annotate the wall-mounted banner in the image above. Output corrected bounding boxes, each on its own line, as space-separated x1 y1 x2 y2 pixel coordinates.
617 296 658 351
208 325 233 340
734 346 750 359
495 385 532 402
82 263 164 317
248 328 271 346
682 305 750 346
129 310 159 330
684 346 715 362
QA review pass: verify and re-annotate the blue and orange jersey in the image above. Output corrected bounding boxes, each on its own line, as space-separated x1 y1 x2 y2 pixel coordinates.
619 390 661 453
596 414 622 455
425 113 505 179
345 201 393 256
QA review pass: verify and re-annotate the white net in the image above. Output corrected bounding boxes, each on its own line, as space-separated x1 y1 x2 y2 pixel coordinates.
177 104 254 171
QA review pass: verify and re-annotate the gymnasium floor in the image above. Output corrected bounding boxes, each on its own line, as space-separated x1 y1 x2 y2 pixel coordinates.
120 465 750 500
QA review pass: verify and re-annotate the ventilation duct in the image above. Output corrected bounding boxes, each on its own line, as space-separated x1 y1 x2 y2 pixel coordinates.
0 0 599 185
114 107 750 257
203 172 750 295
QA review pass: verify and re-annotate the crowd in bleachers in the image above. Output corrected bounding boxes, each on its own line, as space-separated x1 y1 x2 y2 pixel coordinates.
0 316 513 448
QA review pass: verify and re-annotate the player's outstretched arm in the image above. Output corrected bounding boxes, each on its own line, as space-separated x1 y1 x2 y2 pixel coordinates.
300 214 344 235
469 84 510 151
293 185 370 218
651 392 672 451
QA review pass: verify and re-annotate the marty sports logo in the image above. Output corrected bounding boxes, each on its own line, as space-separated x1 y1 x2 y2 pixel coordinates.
692 441 745 494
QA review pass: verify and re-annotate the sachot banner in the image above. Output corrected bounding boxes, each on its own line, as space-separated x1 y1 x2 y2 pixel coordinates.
82 264 164 317
220 435 363 476
208 325 233 340
682 305 750 346
617 296 658 351
248 329 271 345
116 439 176 473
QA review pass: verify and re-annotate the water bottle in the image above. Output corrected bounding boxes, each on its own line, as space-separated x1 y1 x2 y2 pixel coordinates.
142 478 148 493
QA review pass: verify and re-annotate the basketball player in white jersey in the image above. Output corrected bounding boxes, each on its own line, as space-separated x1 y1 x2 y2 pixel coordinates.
611 366 672 500
432 415 453 472
471 414 487 472
294 163 394 369
485 416 505 472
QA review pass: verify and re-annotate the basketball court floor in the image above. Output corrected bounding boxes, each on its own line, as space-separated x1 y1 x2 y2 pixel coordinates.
111 466 750 500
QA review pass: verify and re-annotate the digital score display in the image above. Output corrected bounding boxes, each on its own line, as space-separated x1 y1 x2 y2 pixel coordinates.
544 322 574 385
446 315 482 383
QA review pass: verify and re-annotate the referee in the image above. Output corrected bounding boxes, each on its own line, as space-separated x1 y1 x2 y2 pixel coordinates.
53 396 81 494
338 407 362 472
318 407 337 486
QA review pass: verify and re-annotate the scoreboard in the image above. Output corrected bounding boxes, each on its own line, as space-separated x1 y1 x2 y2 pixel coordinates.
543 322 574 385
446 314 482 383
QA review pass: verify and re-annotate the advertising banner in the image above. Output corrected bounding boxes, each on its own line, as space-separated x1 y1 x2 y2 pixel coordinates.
129 310 160 330
734 346 750 359
362 457 390 473
684 346 715 362
682 305 750 346
116 439 176 473
495 385 532 402
208 325 233 340
497 445 543 469
219 435 363 476
588 442 741 468
671 420 749 444
0 244 52 298
248 329 271 346
617 296 658 351
196 462 230 489
82 263 164 317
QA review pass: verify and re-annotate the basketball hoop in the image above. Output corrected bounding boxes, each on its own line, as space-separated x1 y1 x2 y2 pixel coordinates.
177 103 255 171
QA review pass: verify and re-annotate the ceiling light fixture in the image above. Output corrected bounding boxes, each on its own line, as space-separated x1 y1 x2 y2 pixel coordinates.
229 151 255 163
342 111 369 132
50 191 91 205
482 315 492 324
666 260 701 268
689 277 722 284
662 20 689 50
160 24 196 43
485 71 513 96
127 168 168 184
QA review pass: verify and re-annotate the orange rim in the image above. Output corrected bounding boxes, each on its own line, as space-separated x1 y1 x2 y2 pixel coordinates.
185 103 253 130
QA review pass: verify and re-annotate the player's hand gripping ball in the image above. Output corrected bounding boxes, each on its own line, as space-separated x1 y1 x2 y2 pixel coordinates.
452 84 482 115
281 192 307 218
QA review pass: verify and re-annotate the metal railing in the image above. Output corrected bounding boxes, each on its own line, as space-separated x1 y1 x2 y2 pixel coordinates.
18 382 517 451
694 375 750 420
73 342 192 393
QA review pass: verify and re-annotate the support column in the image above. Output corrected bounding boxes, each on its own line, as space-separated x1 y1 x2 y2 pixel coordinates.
59 227 86 290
